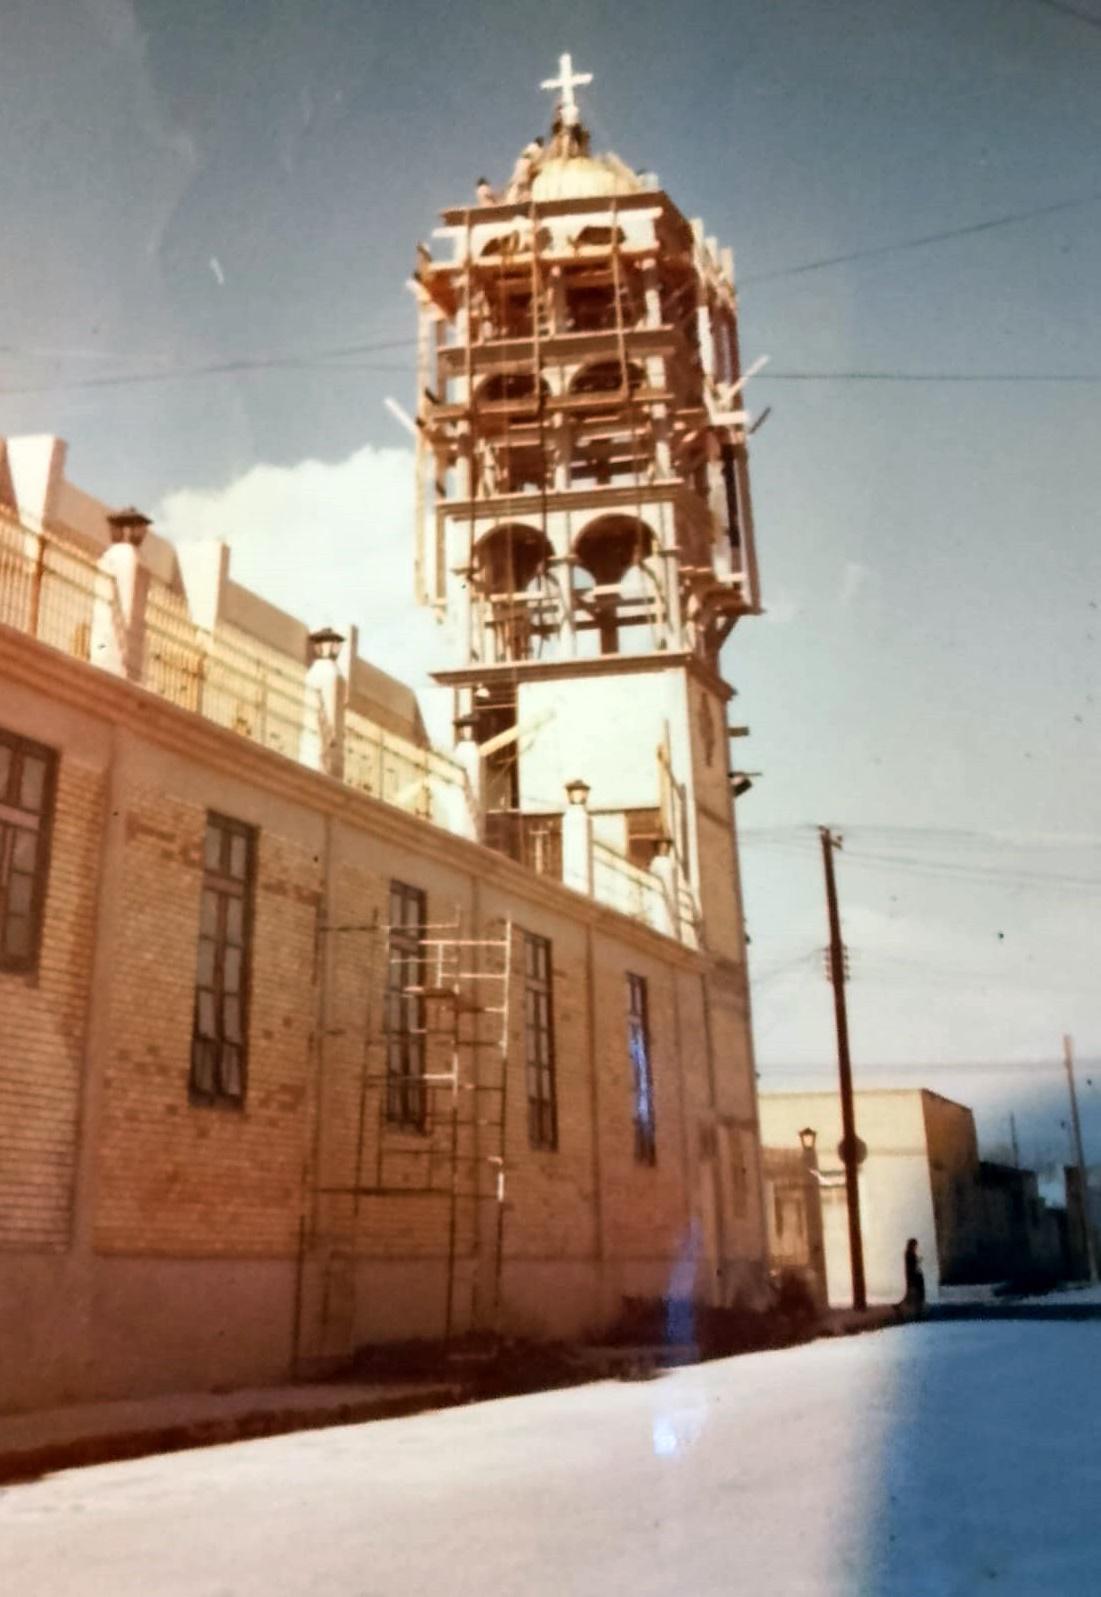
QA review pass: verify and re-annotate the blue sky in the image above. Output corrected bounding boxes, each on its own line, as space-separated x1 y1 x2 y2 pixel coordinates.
3 0 1100 1164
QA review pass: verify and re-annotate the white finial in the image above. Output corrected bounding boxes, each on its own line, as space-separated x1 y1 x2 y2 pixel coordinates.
540 52 592 114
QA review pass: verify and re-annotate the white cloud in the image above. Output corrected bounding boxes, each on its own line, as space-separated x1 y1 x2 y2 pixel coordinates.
156 445 457 731
838 560 868 606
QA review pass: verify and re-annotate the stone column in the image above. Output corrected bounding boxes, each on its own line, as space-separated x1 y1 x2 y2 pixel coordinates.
562 779 593 896
550 264 567 334
452 716 484 842
300 628 347 778
654 545 684 646
548 553 577 658
91 507 151 682
177 539 229 633
800 1130 829 1311
697 293 716 380
650 836 680 940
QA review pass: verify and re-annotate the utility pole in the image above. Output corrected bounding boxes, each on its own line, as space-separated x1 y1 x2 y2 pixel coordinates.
1063 1034 1098 1285
1009 1113 1021 1169
820 826 866 1311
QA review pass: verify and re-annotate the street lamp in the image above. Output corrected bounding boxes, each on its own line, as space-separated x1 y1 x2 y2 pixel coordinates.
798 1126 817 1153
308 626 344 663
565 778 591 806
106 507 152 546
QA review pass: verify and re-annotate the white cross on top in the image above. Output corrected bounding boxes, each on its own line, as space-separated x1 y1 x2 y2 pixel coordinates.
540 52 593 113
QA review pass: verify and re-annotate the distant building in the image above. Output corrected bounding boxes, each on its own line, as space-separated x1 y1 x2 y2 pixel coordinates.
760 1089 1065 1306
760 1141 828 1309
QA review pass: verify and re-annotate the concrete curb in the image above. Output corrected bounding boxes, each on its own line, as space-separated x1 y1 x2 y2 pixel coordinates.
926 1302 1101 1324
0 1383 464 1486
822 1305 907 1336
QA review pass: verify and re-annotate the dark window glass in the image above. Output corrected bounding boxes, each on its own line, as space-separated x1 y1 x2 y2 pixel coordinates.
189 813 256 1107
386 881 428 1130
627 973 656 1165
0 728 57 975
524 932 557 1150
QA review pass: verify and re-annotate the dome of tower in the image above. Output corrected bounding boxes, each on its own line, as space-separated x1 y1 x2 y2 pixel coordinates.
531 154 640 202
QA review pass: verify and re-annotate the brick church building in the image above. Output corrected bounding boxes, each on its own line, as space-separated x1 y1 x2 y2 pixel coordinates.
0 60 769 1412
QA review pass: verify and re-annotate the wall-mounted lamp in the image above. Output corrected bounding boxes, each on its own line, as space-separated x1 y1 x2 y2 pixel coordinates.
308 626 344 662
106 507 152 546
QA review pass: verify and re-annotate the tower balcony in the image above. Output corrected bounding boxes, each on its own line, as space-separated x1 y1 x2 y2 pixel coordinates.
433 322 693 380
436 474 708 527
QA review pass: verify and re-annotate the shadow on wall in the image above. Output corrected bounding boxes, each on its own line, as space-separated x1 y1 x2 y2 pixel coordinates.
860 1321 1101 1594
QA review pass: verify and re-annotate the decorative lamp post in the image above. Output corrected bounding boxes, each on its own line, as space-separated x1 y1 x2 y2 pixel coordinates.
562 778 593 895
94 508 152 680
106 507 152 547
302 627 346 778
308 625 344 663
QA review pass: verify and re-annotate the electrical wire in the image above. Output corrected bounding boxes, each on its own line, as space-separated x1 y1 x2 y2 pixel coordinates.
1025 0 1101 33
740 189 1101 285
0 336 418 396
760 1058 1084 1078
758 370 1101 384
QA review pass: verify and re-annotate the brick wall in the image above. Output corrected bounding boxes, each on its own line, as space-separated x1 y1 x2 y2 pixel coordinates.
1 637 768 1398
94 783 319 1259
0 750 102 1250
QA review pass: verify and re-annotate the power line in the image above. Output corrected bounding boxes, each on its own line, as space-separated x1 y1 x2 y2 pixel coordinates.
741 188 1101 284
1025 0 1101 34
9 362 1098 398
742 823 1101 853
761 1059 1079 1077
831 844 1101 887
842 824 1101 851
0 336 418 396
745 845 1101 896
759 370 1101 384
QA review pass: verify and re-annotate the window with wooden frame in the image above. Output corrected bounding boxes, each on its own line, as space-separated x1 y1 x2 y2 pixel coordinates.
627 972 656 1165
0 728 57 975
625 808 663 870
523 932 557 1150
386 880 427 1131
190 813 256 1107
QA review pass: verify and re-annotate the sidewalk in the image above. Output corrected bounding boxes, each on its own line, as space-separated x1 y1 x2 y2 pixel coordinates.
0 1377 464 1485
0 1307 921 1485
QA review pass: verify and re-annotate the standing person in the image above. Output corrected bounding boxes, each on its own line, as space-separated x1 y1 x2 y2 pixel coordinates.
506 137 545 202
903 1237 925 1313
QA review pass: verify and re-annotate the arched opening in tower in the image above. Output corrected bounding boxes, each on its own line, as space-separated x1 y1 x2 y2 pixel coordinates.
570 224 627 251
474 371 549 414
474 522 554 662
563 260 646 334
574 515 655 656
567 361 649 488
570 359 645 399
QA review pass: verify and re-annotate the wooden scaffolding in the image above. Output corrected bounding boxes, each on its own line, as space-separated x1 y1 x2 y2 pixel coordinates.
294 909 515 1370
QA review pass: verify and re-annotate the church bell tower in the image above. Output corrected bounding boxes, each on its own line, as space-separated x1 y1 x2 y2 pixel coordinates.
411 56 763 959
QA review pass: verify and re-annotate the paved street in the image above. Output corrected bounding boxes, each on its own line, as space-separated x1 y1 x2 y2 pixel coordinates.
2 1321 1099 1596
